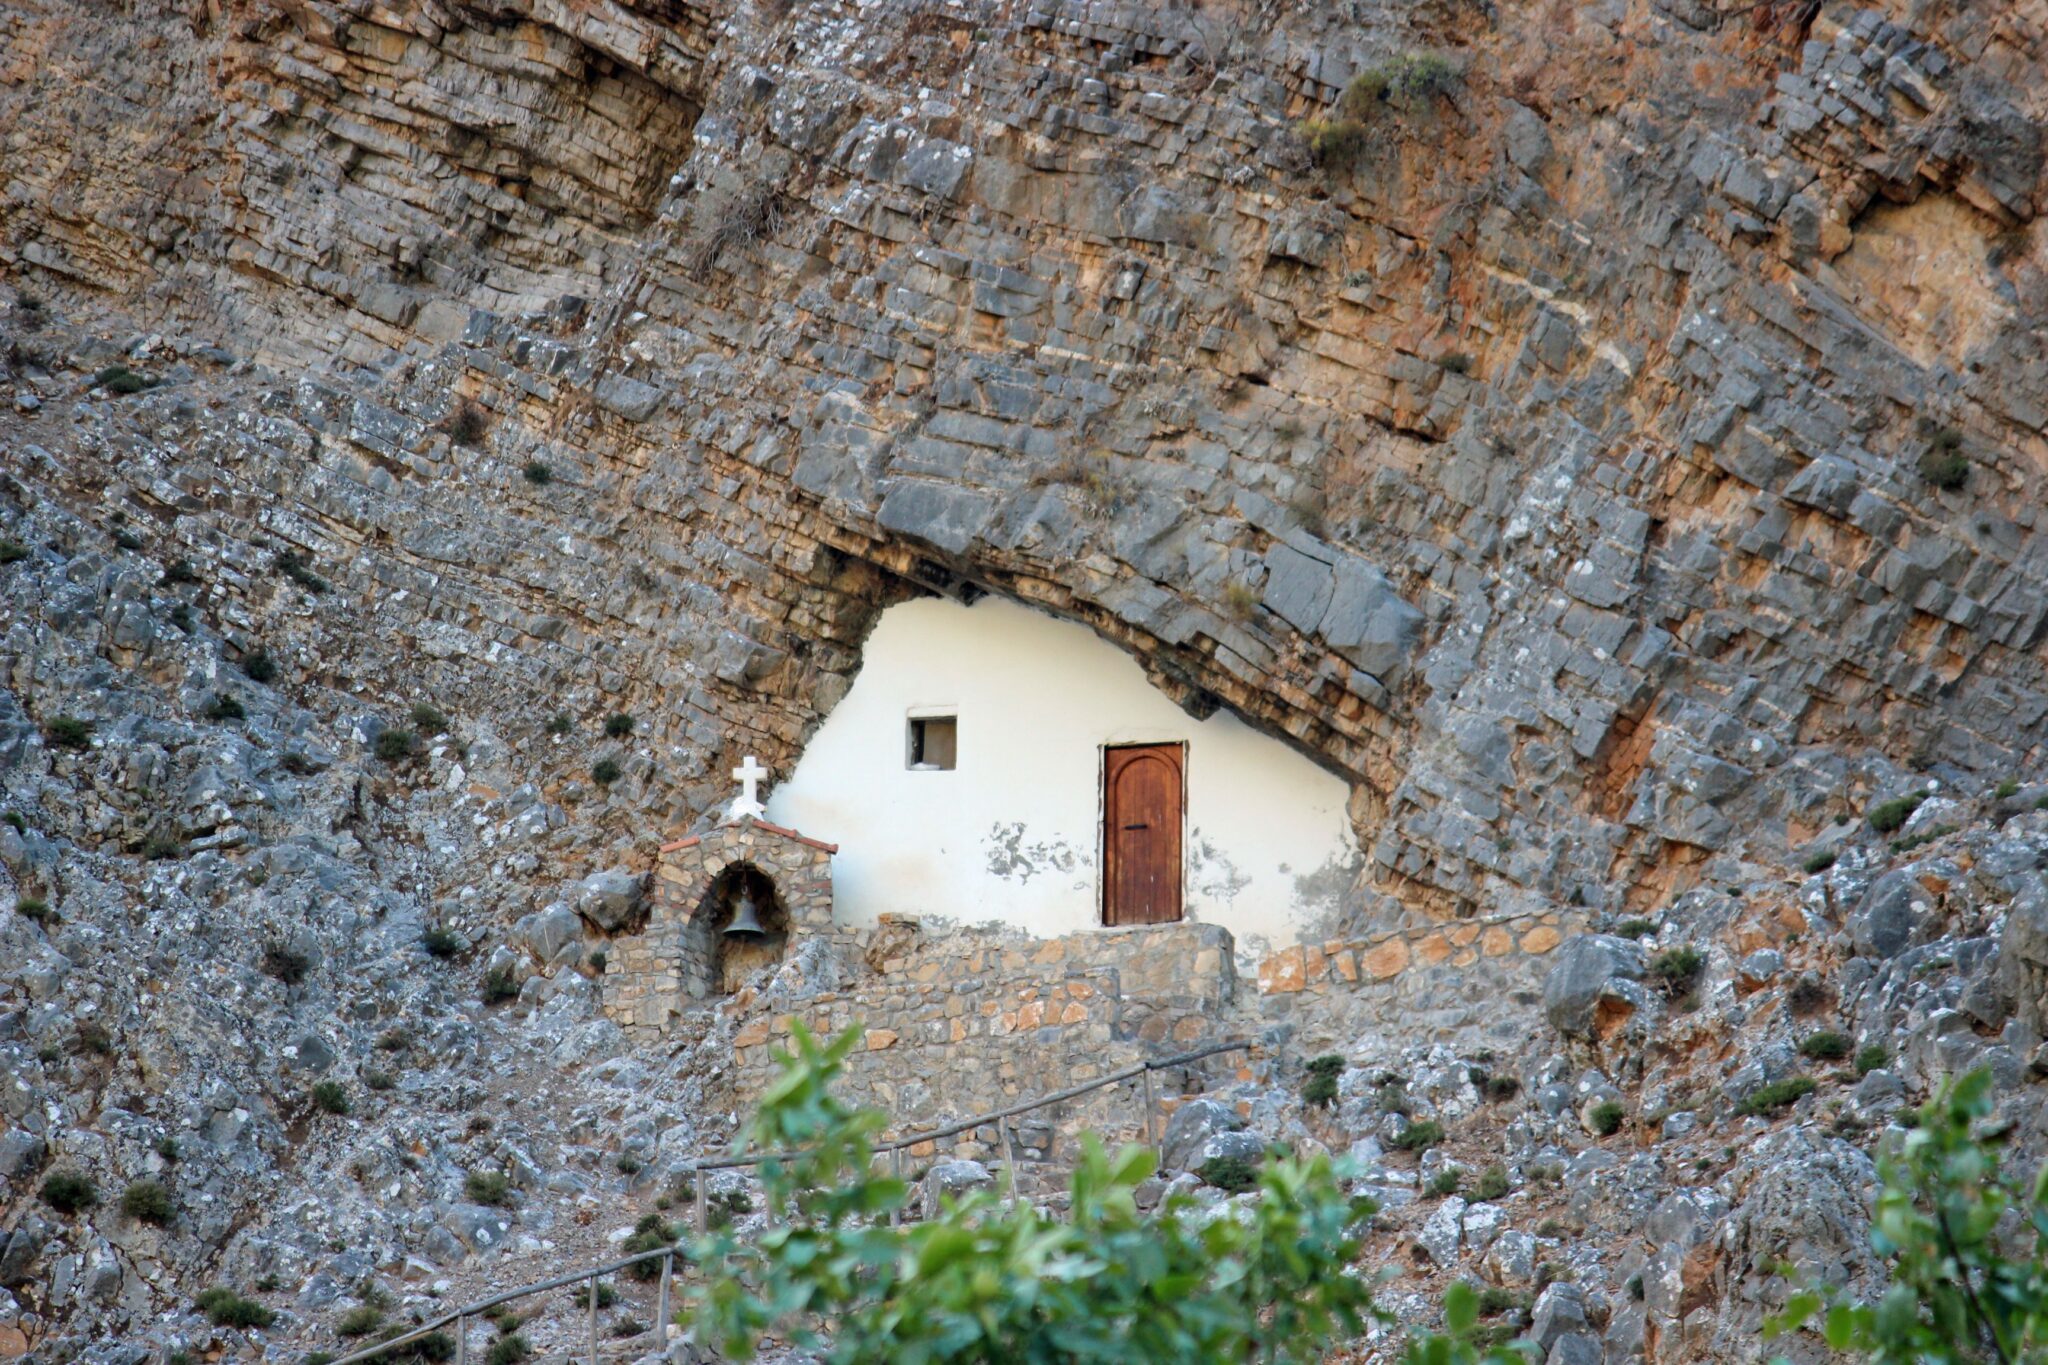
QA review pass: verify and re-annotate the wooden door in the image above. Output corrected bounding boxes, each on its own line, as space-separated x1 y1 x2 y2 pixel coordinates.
1103 744 1184 926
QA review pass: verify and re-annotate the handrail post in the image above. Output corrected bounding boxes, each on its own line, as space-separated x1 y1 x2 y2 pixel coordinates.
657 1244 672 1347
694 1166 707 1236
455 1313 466 1365
588 1273 599 1365
1141 1064 1159 1163
1001 1118 1020 1206
890 1145 903 1228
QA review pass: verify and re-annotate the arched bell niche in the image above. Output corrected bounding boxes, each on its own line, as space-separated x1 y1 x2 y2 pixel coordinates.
685 861 791 996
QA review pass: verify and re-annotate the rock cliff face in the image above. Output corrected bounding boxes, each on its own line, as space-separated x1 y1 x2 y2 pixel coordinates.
4 0 2048 1359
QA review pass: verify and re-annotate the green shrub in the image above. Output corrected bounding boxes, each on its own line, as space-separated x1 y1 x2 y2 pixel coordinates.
242 648 279 683
120 1179 173 1225
1388 1119 1444 1152
44 716 92 750
261 941 310 985
1854 1044 1889 1076
1867 792 1925 833
157 1135 181 1161
445 400 491 448
623 1213 677 1280
3 811 24 832
336 1305 384 1337
466 1170 514 1207
522 461 552 485
1340 52 1459 116
1483 1074 1521 1103
1475 1285 1526 1318
486 1335 529 1365
16 896 53 924
114 529 144 550
482 964 519 1005
1587 1100 1625 1136
206 693 246 722
546 712 573 735
375 729 417 762
1427 1168 1462 1198
1995 777 2021 799
1801 848 1837 873
707 1187 753 1230
1301 1072 1338 1108
1437 351 1474 375
1294 117 1368 167
422 924 463 958
311 1081 351 1116
1611 918 1658 939
0 539 30 565
591 757 621 786
95 365 157 395
603 712 636 738
1473 1165 1510 1201
162 557 200 584
617 1153 642 1174
1651 947 1704 993
1917 447 1969 490
275 549 329 594
1222 581 1260 621
1737 1075 1816 1116
40 1170 97 1214
1197 1155 1259 1192
197 1287 276 1328
410 703 448 736
75 1021 114 1056
143 830 183 860
1799 1030 1851 1061
365 1070 395 1092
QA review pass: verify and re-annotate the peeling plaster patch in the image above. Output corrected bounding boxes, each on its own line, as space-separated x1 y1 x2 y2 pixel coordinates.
1188 829 1251 906
983 821 1080 885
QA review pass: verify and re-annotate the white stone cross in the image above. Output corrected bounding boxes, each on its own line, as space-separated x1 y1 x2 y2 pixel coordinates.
726 754 768 824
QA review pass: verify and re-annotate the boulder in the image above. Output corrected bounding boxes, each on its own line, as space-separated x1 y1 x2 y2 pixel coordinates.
1543 935 1649 1041
0 1130 46 1178
1530 1283 1590 1351
922 1159 994 1218
1998 874 2048 1033
1414 1195 1465 1267
1846 870 1924 959
1161 1097 1245 1171
571 869 645 932
516 903 584 964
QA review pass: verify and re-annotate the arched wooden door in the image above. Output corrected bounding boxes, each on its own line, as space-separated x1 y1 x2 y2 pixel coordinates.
1102 743 1184 926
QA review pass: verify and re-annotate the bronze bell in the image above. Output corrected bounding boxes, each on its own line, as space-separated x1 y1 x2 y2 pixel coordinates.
723 881 767 939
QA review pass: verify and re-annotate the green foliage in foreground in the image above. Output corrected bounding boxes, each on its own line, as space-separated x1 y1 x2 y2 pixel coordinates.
679 1022 1535 1364
1767 1067 2048 1364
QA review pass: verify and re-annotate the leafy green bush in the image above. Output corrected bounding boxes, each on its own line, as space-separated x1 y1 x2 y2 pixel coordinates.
1588 1100 1625 1136
1340 52 1459 115
1389 1119 1444 1152
1917 447 1970 490
1428 1167 1463 1198
143 829 183 860
604 712 636 738
1737 1076 1816 1117
311 1081 351 1116
205 693 246 722
522 461 552 485
94 365 158 395
707 1187 753 1231
1611 918 1658 939
1867 792 1925 833
546 712 574 735
1799 1031 1851 1061
1801 849 1837 874
1483 1074 1521 1103
624 1213 677 1281
422 924 463 958
1767 1068 2048 1362
1995 777 2021 800
445 400 491 448
482 964 519 1005
44 716 92 751
1854 1044 1889 1077
1473 1165 1510 1201
262 941 309 985
677 1023 1385 1363
410 703 448 736
465 1170 513 1207
365 1070 395 1092
375 729 417 762
486 1335 529 1365
1198 1155 1260 1192
15 896 53 924
0 539 28 565
591 757 621 786
41 1170 97 1214
1302 1054 1344 1108
197 1287 275 1329
1295 116 1368 167
120 1179 173 1225
156 1135 180 1161
242 648 279 683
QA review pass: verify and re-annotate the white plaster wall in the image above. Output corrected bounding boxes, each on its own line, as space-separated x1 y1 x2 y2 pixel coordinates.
765 596 1359 955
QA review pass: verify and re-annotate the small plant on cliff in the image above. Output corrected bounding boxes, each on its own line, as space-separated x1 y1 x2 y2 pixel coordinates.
410 703 448 736
44 715 92 751
623 1213 677 1281
465 1170 514 1207
546 712 574 735
522 461 552 485
0 538 29 565
1473 1165 1511 1201
40 1171 97 1214
1611 918 1659 939
1198 1155 1261 1192
486 1335 530 1365
94 365 158 395
1428 1167 1463 1198
1995 777 2022 800
262 941 310 985
336 1304 384 1338
591 757 622 786
1766 1067 2048 1363
311 1081 352 1116
375 729 417 762
1801 848 1838 874
1301 1054 1345 1109
422 924 463 959
1341 52 1459 116
241 647 279 683
120 1179 174 1226
1799 1030 1852 1061
1223 580 1261 622
197 1287 275 1329
604 712 636 738
1587 1101 1626 1137
142 829 183 860
1916 425 1970 491
1438 351 1475 375
445 400 491 448
1867 791 1925 833
1389 1119 1445 1152
15 896 53 925
1295 116 1369 168
205 693 246 723
275 548 330 594
1854 1044 1889 1076
1650 947 1704 994
707 1187 754 1230
1736 1075 1816 1117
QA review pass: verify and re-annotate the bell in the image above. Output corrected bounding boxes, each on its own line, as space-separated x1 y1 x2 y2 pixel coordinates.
723 884 767 939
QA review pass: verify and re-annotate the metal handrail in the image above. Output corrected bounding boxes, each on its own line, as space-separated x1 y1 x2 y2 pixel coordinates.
321 1039 1251 1365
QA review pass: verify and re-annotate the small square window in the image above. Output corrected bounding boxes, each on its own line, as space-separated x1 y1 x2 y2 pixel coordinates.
907 715 957 770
